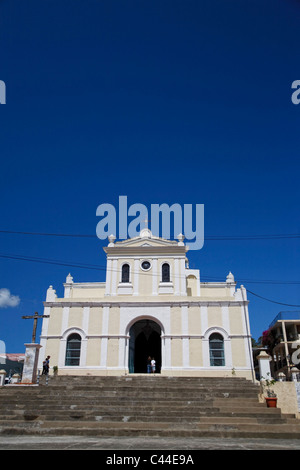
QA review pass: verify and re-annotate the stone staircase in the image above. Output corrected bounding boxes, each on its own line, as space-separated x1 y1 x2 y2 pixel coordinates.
1 375 300 439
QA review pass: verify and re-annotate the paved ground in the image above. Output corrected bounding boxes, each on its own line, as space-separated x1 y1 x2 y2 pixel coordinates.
1 435 300 450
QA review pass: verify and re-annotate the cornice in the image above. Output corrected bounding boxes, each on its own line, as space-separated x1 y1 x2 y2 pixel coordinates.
104 246 187 256
43 299 249 308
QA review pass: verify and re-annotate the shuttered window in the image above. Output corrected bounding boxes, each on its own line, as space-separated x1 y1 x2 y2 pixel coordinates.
209 333 225 366
122 264 130 283
65 334 81 366
162 263 170 282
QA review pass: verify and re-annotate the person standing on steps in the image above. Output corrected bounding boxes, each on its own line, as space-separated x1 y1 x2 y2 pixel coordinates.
42 358 47 375
147 356 152 373
45 356 50 375
151 357 156 374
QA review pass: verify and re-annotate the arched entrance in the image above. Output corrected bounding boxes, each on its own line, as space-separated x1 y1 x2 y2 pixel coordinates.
128 319 161 373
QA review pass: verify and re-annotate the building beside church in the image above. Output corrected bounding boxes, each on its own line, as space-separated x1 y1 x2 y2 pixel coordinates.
38 229 255 380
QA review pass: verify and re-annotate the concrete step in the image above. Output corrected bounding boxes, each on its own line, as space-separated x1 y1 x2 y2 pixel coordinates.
0 399 267 408
0 386 260 394
1 420 300 439
2 381 260 390
0 375 298 439
0 404 284 417
0 409 286 422
0 398 264 409
0 412 291 424
0 401 265 412
40 381 260 389
37 376 260 388
0 413 291 425
3 393 259 400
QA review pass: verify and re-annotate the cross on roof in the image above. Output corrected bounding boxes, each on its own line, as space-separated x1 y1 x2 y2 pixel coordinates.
143 217 150 229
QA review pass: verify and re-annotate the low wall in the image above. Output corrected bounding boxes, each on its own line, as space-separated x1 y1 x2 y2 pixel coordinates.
259 381 300 418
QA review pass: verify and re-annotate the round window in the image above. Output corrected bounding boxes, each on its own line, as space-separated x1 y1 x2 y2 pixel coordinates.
141 260 151 270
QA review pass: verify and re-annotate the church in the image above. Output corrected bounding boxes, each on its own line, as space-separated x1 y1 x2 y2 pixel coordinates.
38 229 255 379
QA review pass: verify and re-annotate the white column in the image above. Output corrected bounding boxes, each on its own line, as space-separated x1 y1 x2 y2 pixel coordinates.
82 306 90 333
58 306 70 368
200 305 208 334
162 307 171 371
22 344 42 383
80 337 88 367
181 305 189 368
0 370 6 386
133 258 139 296
152 258 158 295
222 303 232 368
174 259 180 295
100 306 109 368
257 351 272 379
111 259 118 295
196 270 201 296
180 258 187 295
201 305 209 367
163 337 171 370
105 258 112 295
64 274 73 298
240 303 253 369
118 337 127 370
38 306 51 369
157 258 161 287
80 306 90 367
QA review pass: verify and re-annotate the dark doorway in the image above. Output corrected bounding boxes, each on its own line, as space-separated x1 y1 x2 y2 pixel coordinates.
128 319 161 373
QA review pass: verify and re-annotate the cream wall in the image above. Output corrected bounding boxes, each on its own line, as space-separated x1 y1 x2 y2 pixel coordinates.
70 286 106 299
207 306 222 329
88 307 103 335
86 338 101 366
39 299 252 378
229 306 245 335
43 338 60 367
46 307 63 336
231 338 247 368
39 235 253 378
108 307 120 335
170 306 182 335
171 338 183 367
68 307 82 329
188 306 201 335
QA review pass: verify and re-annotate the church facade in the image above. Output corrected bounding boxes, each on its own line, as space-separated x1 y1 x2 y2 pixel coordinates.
38 229 255 379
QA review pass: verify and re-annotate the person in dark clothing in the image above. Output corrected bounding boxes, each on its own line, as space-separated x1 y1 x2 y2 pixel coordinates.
42 356 50 375
147 356 152 373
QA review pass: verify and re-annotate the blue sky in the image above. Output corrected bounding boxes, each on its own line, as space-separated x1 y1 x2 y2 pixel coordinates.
0 0 299 353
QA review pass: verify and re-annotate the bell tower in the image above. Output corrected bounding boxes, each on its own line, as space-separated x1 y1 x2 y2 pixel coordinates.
103 229 190 297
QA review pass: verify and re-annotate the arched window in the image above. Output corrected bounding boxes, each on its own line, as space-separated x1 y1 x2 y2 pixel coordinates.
162 263 170 282
65 333 81 366
121 263 130 283
209 333 225 366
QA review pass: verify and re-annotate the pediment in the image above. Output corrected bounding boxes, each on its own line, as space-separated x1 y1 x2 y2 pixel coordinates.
114 229 177 247
115 235 178 248
103 229 187 254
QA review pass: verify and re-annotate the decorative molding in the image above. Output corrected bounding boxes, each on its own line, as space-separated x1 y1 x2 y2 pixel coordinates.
44 299 248 308
41 333 250 340
104 246 187 256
